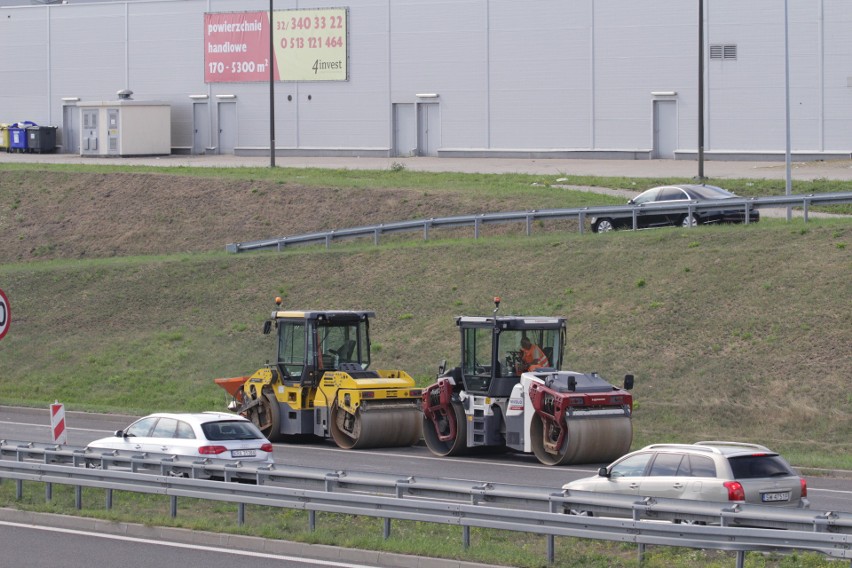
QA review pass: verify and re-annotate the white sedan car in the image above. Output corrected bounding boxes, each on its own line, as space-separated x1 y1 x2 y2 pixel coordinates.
87 412 274 464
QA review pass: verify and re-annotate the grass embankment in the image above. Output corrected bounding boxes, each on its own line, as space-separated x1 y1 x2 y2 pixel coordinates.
1 227 848 466
0 164 849 464
0 164 850 567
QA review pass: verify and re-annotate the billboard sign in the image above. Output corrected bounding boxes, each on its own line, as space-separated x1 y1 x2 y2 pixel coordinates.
205 8 348 83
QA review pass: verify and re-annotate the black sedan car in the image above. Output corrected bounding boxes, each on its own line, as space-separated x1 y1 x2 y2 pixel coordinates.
591 184 759 233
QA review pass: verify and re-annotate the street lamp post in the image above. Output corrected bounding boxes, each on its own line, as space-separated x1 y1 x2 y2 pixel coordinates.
698 0 705 181
784 0 792 220
269 0 276 168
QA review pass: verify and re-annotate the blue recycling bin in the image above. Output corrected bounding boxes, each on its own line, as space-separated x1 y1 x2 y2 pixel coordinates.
8 121 36 152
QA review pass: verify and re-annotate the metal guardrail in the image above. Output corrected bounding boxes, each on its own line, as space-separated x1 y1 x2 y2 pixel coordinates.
1 440 850 566
225 191 852 253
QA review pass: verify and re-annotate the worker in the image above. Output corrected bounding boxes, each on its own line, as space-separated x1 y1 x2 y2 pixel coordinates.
519 337 549 372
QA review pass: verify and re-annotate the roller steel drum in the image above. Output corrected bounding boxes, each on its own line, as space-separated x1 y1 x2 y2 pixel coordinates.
330 404 422 449
530 414 633 466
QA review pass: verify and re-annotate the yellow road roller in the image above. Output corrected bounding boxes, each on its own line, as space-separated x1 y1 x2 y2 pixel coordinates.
215 299 422 449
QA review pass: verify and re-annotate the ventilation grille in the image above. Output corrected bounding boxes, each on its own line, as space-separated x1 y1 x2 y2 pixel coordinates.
710 44 737 60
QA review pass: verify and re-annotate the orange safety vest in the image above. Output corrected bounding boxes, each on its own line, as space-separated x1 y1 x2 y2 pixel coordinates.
521 344 549 371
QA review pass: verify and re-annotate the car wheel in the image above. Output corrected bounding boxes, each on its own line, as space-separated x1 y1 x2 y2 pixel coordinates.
565 508 594 517
593 218 614 233
681 214 699 228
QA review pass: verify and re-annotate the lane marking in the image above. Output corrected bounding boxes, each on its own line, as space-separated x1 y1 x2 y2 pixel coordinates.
0 420 110 434
809 488 852 495
0 521 379 567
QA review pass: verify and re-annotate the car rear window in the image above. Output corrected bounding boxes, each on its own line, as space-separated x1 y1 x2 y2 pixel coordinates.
175 421 195 439
689 185 737 199
656 187 688 201
727 455 794 478
202 420 264 441
687 455 717 477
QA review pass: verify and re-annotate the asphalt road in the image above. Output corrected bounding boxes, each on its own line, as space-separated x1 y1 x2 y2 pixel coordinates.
1 406 850 514
0 521 383 568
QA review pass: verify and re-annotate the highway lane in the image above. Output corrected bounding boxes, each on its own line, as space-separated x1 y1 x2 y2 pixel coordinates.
0 406 602 486
0 521 382 568
1 406 849 513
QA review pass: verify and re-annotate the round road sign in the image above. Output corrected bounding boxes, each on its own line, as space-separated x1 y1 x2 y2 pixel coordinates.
0 288 10 341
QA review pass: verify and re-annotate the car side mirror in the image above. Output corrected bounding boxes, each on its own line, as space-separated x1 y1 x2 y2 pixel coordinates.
627 199 635 205
598 467 609 477
437 359 447 376
262 320 272 335
114 430 125 438
623 374 634 390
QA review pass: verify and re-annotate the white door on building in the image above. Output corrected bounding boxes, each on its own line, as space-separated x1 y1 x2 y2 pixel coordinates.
393 103 416 157
217 101 237 155
62 105 79 154
81 109 98 155
417 102 440 157
192 102 209 155
107 109 120 155
653 100 677 159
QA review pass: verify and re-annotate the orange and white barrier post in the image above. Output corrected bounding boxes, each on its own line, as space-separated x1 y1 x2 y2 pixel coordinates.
50 401 67 445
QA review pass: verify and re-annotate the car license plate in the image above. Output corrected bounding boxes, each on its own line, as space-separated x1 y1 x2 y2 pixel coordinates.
231 449 256 458
761 491 790 502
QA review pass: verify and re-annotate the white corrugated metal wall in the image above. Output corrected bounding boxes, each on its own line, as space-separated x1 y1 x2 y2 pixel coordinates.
0 0 848 159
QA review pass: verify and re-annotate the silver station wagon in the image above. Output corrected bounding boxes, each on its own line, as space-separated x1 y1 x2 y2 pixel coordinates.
563 441 808 509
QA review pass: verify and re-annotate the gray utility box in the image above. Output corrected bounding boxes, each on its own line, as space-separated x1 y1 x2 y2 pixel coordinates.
78 100 171 156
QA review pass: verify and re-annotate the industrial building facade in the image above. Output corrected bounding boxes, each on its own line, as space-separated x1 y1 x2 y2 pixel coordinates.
1 0 850 159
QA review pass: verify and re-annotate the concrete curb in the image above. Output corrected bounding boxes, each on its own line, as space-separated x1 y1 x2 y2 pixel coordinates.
798 467 852 480
2 152 852 181
0 507 495 568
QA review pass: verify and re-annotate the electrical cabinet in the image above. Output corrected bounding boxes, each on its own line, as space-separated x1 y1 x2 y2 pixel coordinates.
78 100 170 156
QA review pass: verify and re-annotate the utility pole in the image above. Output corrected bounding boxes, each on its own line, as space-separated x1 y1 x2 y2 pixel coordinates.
269 0 276 168
697 0 705 181
784 0 792 220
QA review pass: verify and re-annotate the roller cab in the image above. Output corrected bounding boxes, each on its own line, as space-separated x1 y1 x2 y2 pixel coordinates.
215 300 421 449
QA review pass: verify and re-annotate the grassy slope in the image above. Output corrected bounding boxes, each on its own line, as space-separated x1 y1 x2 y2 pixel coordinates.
0 166 850 469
